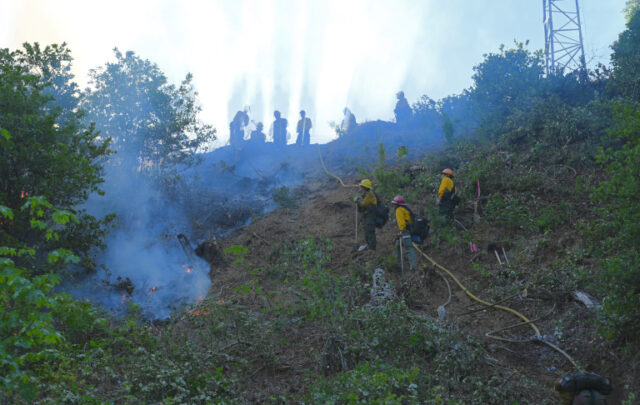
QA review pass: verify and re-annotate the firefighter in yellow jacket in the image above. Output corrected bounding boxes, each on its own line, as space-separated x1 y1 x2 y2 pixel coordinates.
437 168 459 221
354 179 377 251
391 195 417 271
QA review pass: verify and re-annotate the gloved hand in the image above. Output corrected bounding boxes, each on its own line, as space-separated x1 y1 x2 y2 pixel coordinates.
353 195 360 203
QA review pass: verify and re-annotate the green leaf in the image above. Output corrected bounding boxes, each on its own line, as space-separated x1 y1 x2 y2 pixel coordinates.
47 249 80 264
0 127 10 141
52 209 77 225
0 205 13 220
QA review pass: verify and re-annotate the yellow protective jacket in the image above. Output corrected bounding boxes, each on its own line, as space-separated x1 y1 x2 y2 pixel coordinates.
438 176 456 199
357 190 377 213
394 206 412 231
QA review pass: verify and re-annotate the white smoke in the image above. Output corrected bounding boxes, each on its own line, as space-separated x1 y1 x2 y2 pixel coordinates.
1 0 626 147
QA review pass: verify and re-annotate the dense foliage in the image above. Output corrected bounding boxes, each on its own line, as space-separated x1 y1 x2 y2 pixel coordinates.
591 102 640 342
1 197 80 401
0 44 110 272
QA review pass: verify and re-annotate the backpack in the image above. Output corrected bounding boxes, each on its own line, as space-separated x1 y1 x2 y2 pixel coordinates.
573 390 607 405
373 192 389 228
405 207 430 243
442 185 461 207
555 372 612 396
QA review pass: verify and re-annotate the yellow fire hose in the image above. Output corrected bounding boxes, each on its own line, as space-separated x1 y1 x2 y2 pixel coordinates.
412 242 582 371
318 149 359 188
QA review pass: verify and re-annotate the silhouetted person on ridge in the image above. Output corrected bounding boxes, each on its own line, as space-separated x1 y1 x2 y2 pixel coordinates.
229 107 249 147
249 122 266 144
296 110 312 146
272 110 288 147
340 107 357 136
394 91 412 127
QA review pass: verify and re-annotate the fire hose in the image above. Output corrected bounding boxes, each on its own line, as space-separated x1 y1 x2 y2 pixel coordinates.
412 242 582 371
318 149 359 188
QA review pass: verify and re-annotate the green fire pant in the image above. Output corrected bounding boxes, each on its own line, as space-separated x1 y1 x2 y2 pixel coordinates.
394 234 416 271
364 213 377 250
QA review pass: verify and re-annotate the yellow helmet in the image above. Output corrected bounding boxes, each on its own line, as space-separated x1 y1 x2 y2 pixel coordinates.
442 168 454 177
359 179 372 189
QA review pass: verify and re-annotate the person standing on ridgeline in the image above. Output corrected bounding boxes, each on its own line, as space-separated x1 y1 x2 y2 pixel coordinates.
229 107 249 147
437 168 459 222
340 107 357 136
249 122 266 144
296 110 312 146
390 195 417 272
272 110 288 147
394 91 412 127
353 179 377 251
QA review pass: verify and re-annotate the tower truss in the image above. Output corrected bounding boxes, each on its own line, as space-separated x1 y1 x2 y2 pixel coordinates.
543 0 587 74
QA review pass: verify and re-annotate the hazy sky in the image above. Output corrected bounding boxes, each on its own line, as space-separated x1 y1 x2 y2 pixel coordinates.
1 0 628 146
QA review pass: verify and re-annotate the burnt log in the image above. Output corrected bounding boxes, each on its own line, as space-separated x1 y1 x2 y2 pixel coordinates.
177 233 198 265
101 276 135 295
195 239 226 266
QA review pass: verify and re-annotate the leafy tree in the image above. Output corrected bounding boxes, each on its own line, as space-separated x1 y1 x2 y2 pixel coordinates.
610 6 640 100
0 197 79 402
469 41 545 137
624 0 640 22
411 94 440 132
441 113 454 143
0 44 110 272
14 43 82 123
82 49 216 176
591 102 640 343
437 92 478 140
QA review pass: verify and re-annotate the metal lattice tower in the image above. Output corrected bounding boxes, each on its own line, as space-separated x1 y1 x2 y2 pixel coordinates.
543 0 587 74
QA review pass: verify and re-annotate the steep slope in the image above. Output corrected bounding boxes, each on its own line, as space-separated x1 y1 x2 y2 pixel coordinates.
187 152 634 403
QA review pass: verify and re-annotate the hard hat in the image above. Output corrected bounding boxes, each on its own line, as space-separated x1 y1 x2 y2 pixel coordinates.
391 195 406 205
359 179 372 189
442 168 454 177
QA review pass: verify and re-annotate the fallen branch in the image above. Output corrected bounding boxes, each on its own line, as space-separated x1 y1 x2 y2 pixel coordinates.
494 250 503 265
219 340 253 352
501 247 510 265
252 232 271 245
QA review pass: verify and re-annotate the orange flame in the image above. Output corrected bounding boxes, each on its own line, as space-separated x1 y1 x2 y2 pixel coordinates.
149 286 159 294
195 296 203 304
188 309 209 317
186 268 192 274
20 191 28 199
217 298 226 304
121 294 127 303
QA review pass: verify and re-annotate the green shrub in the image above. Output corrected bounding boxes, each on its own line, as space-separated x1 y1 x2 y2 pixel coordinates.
484 194 532 231
273 186 298 208
589 102 640 344
305 362 422 404
534 201 574 232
